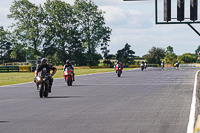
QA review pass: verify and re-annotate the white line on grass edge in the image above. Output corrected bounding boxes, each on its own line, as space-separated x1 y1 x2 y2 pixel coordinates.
187 70 200 133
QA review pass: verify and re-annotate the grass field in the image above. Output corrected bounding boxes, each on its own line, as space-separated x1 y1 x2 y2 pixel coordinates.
0 68 133 86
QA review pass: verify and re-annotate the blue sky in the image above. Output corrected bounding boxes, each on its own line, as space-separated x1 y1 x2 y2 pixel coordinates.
1 0 200 57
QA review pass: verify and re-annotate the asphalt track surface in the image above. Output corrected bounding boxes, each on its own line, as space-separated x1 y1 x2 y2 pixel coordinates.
0 67 198 133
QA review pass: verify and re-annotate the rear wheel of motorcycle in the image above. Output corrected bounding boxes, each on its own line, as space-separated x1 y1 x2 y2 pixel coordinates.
39 84 44 98
44 83 48 98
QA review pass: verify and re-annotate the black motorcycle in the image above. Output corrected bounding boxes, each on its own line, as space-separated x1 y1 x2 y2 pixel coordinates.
36 69 50 98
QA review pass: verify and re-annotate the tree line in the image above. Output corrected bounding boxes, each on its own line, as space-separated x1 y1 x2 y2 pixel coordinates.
0 0 111 66
143 45 200 65
0 0 199 66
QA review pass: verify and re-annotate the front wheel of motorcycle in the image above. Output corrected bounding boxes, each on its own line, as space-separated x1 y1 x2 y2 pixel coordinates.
67 78 70 86
44 83 48 98
118 72 121 77
70 79 73 86
39 84 44 98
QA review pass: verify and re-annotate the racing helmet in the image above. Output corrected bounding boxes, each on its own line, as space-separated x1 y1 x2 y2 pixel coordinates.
41 58 47 65
66 59 71 64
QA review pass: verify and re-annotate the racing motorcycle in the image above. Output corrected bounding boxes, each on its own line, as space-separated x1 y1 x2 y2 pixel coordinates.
36 69 50 98
64 67 73 86
115 64 122 77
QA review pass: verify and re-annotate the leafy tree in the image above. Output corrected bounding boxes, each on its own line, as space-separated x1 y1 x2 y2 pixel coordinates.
0 30 12 62
101 34 111 66
144 46 165 64
110 54 116 60
43 0 76 64
8 0 43 54
166 46 174 55
177 53 196 63
10 43 26 62
195 46 200 63
74 0 111 66
164 53 177 65
116 43 135 65
6 0 111 66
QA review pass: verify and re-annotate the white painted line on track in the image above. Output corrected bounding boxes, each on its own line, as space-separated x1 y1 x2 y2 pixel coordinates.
0 82 33 88
187 70 200 133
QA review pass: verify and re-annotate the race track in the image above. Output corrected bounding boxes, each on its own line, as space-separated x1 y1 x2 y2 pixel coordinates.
0 67 198 133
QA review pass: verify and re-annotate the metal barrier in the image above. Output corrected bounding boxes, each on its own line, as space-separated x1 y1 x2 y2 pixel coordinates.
147 64 159 67
29 66 36 72
0 66 19 72
91 66 110 69
180 64 196 67
128 65 140 68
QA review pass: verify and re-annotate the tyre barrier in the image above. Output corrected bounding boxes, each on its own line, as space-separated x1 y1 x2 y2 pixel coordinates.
19 66 30 72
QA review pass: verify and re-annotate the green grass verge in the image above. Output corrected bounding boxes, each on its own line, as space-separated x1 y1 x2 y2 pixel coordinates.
0 68 133 86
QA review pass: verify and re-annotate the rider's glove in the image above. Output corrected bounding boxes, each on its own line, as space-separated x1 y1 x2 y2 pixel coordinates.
51 73 54 76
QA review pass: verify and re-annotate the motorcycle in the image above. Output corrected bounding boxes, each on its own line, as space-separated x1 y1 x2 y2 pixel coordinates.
115 64 122 77
140 63 144 71
64 67 73 86
36 69 50 98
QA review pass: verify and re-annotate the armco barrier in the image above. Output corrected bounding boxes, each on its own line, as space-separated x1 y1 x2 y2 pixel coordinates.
19 66 30 72
147 64 159 67
180 64 196 67
128 65 140 68
0 66 19 72
91 66 110 69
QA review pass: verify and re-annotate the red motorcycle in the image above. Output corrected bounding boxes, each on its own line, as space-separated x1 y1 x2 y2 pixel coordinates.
115 64 122 77
64 67 73 86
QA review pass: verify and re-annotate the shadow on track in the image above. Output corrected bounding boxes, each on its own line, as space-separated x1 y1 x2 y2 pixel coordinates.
47 96 84 99
0 121 9 123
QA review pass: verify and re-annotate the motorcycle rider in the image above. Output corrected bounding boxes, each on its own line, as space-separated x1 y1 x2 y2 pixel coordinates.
174 61 180 69
161 61 164 70
114 60 123 73
63 60 75 81
35 58 57 93
140 61 144 67
144 61 147 70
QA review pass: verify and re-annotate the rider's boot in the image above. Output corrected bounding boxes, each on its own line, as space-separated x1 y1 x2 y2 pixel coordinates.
36 82 39 90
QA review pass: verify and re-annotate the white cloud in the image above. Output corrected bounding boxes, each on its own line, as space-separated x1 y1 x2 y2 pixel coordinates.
100 6 153 29
93 0 152 6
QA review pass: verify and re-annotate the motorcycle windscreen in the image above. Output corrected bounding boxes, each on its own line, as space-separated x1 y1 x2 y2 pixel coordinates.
66 67 71 72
